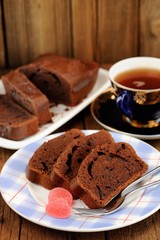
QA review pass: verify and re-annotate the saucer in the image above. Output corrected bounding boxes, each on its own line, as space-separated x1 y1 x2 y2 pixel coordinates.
91 92 160 140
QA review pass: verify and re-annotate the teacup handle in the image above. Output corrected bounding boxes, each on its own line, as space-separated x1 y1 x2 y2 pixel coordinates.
116 90 133 118
102 88 133 119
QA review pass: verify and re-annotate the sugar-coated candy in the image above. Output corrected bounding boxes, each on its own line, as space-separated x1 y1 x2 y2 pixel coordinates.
48 187 73 206
45 197 71 218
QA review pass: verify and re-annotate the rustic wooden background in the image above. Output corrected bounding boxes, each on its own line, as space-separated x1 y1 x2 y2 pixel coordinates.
0 0 160 68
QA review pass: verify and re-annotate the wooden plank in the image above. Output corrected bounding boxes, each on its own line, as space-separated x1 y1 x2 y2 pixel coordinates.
71 0 97 60
97 0 138 63
140 0 160 57
0 201 21 240
108 212 160 240
0 2 5 67
20 219 68 240
3 0 71 67
1 0 160 68
0 148 21 240
71 232 105 240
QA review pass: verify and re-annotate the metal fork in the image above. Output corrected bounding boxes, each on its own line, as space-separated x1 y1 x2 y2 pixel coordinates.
74 165 160 217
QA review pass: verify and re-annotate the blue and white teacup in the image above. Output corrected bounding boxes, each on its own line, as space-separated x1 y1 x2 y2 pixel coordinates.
108 57 160 128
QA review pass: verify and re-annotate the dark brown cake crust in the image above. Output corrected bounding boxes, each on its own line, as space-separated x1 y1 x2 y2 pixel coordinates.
19 54 99 106
26 129 85 189
0 95 39 140
2 70 52 125
77 142 148 208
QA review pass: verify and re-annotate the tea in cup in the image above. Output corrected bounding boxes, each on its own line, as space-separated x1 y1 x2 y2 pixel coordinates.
108 57 160 128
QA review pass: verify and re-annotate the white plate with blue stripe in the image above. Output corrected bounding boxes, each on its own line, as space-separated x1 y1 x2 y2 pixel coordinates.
0 130 160 232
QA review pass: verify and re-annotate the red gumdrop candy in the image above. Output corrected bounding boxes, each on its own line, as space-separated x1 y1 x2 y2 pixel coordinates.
48 187 73 206
45 197 71 218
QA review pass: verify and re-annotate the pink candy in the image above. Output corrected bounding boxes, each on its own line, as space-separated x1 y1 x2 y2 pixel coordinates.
45 187 73 218
46 198 71 218
48 187 73 206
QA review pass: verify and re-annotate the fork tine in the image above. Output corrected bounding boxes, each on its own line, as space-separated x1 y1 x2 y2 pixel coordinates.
122 165 160 195
74 209 106 217
74 212 105 217
73 207 105 214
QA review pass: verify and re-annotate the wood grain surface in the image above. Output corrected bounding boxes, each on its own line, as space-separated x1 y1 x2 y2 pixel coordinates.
140 0 160 56
0 0 159 68
0 0 5 67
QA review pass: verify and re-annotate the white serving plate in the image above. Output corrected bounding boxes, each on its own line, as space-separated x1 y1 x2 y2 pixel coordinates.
0 130 160 232
0 69 110 149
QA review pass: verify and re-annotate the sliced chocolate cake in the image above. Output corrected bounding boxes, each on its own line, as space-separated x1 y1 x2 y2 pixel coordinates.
19 54 99 106
0 95 39 140
51 130 114 198
76 142 148 208
26 129 85 189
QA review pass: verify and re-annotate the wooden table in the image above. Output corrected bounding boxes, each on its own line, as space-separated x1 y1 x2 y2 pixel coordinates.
0 65 160 240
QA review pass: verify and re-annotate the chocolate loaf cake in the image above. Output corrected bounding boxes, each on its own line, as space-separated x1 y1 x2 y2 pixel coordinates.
19 54 99 106
51 130 114 198
26 129 85 189
1 70 52 125
0 95 39 140
76 142 148 209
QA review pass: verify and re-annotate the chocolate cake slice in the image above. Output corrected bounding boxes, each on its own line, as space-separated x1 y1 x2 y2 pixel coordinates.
2 70 51 125
51 130 114 198
0 95 39 140
26 129 85 189
76 142 148 209
19 54 99 106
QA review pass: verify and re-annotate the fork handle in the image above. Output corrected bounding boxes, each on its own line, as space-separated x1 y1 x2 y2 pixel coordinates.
126 179 160 198
122 165 160 196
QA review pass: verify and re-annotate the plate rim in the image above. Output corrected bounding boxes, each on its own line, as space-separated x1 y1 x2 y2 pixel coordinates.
1 130 160 232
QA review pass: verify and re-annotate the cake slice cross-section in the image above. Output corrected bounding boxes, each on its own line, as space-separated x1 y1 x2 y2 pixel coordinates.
76 142 148 209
